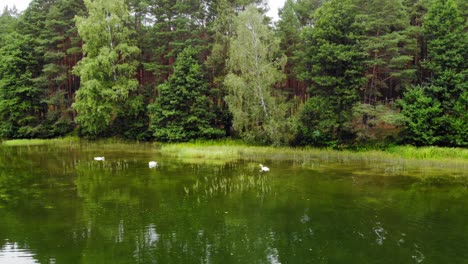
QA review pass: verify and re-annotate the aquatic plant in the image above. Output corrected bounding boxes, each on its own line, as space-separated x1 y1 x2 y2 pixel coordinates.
184 173 271 197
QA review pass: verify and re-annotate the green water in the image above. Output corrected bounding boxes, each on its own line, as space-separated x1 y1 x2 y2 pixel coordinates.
0 143 467 264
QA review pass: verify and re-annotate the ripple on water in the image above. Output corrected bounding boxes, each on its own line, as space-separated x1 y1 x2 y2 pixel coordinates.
412 244 425 263
373 224 388 246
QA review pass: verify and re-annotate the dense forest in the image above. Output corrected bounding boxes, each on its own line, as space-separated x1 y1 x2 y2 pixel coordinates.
0 0 466 147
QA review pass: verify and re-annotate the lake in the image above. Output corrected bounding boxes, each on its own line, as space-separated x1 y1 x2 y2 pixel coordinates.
0 142 467 263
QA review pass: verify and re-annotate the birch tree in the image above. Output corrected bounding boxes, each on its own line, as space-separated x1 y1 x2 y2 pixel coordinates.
224 5 291 145
73 0 140 136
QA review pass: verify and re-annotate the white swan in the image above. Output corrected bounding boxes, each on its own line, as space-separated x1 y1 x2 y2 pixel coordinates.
259 164 270 172
94 157 105 161
149 161 158 168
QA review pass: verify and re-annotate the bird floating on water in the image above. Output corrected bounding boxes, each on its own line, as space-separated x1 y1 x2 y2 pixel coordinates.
149 161 158 168
94 157 105 161
259 164 270 172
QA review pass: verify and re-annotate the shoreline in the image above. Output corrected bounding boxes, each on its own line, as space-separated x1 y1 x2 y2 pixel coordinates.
1 137 467 165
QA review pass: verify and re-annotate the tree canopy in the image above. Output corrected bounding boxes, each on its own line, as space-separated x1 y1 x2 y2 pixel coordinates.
73 0 140 137
0 0 465 147
224 5 291 145
149 47 224 142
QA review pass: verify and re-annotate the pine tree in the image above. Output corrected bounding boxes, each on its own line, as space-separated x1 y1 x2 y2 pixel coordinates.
423 0 467 146
146 0 212 84
148 47 224 142
296 0 366 146
293 0 324 26
424 0 466 82
276 0 306 99
6 0 86 137
357 0 416 103
399 0 467 146
402 0 429 83
0 7 18 44
398 85 443 145
0 33 44 138
38 0 86 136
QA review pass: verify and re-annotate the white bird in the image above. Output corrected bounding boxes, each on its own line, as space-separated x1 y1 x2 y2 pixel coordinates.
94 157 105 161
259 164 270 172
149 161 158 168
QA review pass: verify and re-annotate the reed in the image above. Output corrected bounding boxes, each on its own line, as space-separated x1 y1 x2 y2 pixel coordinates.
184 173 271 197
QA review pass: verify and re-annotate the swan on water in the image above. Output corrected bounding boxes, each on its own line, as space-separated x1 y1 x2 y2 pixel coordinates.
259 164 270 172
149 161 158 168
94 157 105 161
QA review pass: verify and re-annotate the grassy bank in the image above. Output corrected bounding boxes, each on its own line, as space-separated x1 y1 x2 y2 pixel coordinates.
160 140 468 165
1 137 81 146
0 137 161 155
385 145 468 160
2 138 467 167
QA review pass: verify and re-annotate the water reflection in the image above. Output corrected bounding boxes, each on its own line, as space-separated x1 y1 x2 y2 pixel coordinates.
0 143 468 263
266 247 280 264
0 242 39 264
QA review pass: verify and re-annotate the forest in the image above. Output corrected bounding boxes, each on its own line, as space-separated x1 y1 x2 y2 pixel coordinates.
0 0 466 148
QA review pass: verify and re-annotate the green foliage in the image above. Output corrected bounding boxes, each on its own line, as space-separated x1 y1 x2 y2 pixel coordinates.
356 0 417 102
397 85 443 145
424 0 467 75
224 5 292 145
148 47 225 142
297 0 367 145
293 0 324 26
0 33 45 138
145 0 212 82
0 7 18 44
449 91 468 146
0 0 87 138
205 0 265 136
350 103 405 146
423 0 467 118
0 0 464 148
38 0 85 137
399 0 467 147
294 96 338 147
73 0 140 137
277 0 302 81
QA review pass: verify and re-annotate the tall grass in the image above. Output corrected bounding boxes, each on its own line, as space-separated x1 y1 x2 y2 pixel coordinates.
386 145 468 160
1 136 80 146
1 137 160 155
160 140 243 162
160 140 468 170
